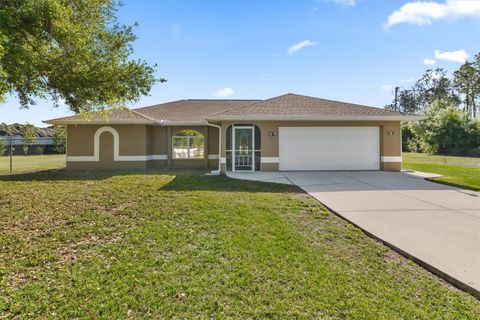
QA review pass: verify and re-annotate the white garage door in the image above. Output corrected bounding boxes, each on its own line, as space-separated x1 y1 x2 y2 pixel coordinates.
279 127 380 171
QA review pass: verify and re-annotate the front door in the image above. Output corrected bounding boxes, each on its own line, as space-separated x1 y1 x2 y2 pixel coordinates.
233 126 254 171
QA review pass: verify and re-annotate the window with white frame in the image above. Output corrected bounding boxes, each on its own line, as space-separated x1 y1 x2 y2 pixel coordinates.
172 129 205 159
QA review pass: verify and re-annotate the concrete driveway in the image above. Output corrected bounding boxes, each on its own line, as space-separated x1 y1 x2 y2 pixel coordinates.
281 171 480 296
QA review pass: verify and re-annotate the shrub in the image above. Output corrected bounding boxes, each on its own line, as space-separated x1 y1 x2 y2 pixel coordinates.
466 147 480 157
0 139 5 156
406 100 480 155
34 146 43 155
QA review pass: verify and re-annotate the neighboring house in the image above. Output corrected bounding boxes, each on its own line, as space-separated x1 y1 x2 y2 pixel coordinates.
0 136 56 155
0 124 59 155
44 93 422 172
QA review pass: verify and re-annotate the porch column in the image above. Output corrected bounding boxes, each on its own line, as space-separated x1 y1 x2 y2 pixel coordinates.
220 122 229 173
167 126 172 168
204 126 209 169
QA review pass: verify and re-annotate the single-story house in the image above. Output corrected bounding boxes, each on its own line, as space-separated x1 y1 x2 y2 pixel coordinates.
44 93 423 173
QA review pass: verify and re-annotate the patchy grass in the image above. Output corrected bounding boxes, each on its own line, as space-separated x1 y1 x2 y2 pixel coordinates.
0 155 65 174
403 152 480 191
0 170 478 318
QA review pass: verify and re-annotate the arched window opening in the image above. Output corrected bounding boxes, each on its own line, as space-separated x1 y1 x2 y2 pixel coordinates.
172 129 204 159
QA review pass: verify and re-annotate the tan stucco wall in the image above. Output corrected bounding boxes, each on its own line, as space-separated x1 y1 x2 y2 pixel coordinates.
208 126 219 154
151 126 167 155
66 124 220 170
382 162 402 171
66 121 401 172
66 124 149 170
67 160 148 170
207 126 220 169
68 124 147 170
220 121 402 172
146 125 153 155
67 124 149 156
260 163 279 172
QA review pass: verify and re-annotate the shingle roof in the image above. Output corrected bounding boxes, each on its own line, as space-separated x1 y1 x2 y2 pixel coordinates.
47 109 154 123
135 99 260 122
209 93 405 117
45 93 418 124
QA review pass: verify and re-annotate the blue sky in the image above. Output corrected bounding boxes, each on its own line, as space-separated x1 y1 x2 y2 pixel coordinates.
1 0 479 127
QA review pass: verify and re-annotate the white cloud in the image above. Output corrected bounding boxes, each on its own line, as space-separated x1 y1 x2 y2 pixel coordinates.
434 49 469 63
287 40 315 55
331 0 356 6
213 87 235 97
381 84 394 92
423 58 437 65
386 0 480 28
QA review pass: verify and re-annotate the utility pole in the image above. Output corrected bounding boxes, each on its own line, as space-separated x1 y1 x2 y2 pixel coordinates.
9 136 12 173
394 87 400 111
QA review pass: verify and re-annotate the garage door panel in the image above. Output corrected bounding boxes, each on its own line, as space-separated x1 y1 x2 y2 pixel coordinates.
279 127 380 171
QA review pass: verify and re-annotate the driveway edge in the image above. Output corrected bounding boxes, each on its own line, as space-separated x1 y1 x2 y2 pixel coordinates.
308 194 480 300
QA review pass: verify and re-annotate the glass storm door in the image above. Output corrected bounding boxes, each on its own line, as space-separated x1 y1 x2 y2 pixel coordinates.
233 127 254 171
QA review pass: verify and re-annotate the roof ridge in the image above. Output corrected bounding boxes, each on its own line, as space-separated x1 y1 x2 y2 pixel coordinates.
208 93 292 115
203 99 264 118
186 99 261 101
207 93 407 118
129 108 159 122
133 99 187 112
253 93 292 104
132 99 262 113
275 93 405 115
283 93 392 111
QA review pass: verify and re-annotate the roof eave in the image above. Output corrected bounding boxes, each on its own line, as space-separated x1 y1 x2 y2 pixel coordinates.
160 120 207 126
43 119 208 126
43 119 158 125
206 115 426 122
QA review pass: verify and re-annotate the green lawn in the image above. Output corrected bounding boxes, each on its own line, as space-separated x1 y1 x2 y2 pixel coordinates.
0 154 66 174
403 152 480 191
0 170 478 318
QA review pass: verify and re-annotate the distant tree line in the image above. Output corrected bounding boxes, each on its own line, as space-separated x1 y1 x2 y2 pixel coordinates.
386 53 480 118
385 52 480 157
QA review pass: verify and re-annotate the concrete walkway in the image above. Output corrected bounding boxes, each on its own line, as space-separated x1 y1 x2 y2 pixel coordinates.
227 171 480 296
226 172 293 185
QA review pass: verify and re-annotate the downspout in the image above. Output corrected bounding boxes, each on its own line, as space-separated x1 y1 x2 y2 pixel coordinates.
205 121 221 175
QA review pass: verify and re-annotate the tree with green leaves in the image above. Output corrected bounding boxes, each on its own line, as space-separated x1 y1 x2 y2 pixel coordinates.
387 68 461 114
412 68 460 110
398 90 419 114
407 100 480 155
53 125 66 154
389 52 480 155
22 123 36 155
0 0 163 113
453 53 480 118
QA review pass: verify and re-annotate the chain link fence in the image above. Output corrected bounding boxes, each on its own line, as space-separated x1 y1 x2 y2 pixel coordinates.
0 137 66 174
